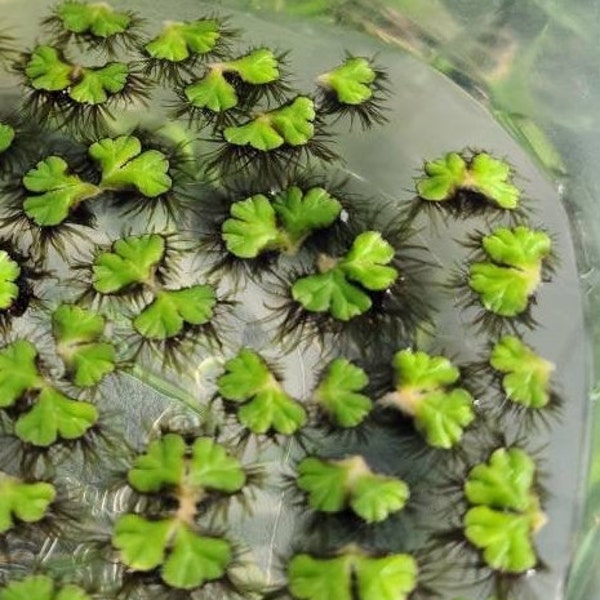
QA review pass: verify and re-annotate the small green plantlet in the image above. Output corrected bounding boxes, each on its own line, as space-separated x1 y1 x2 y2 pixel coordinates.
0 250 20 310
292 231 398 321
0 575 90 600
416 151 520 210
316 56 388 128
0 121 15 154
0 473 55 532
89 136 173 198
52 304 116 387
113 433 243 589
0 340 44 408
145 19 222 63
22 156 100 227
296 455 409 523
55 1 132 39
468 226 552 318
489 336 555 408
92 233 166 295
224 96 315 150
313 358 372 427
217 348 307 435
133 285 217 340
127 433 246 495
381 349 475 448
221 186 341 258
463 447 547 573
14 387 99 447
287 547 418 600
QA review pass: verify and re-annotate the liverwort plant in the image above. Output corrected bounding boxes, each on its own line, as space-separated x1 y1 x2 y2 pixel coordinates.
463 447 547 573
287 547 418 600
296 454 409 523
467 225 553 323
380 349 475 448
0 575 90 600
221 186 342 259
113 433 246 590
217 348 307 435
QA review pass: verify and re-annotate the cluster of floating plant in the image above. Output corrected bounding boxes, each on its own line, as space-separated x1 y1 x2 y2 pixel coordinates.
0 3 560 600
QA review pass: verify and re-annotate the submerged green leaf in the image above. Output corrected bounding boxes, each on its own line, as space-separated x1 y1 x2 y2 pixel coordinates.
23 156 100 226
127 433 186 493
0 250 21 311
57 2 131 38
296 455 408 523
384 349 475 448
217 348 306 435
69 62 128 105
15 387 98 447
145 19 221 62
0 474 55 532
490 336 554 408
89 136 172 197
25 45 72 91
133 285 217 340
52 304 116 387
92 233 166 294
318 57 376 105
0 121 15 154
313 358 372 427
0 340 43 408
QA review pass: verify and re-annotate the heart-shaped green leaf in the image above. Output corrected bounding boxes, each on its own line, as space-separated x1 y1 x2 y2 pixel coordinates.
0 250 21 311
465 447 536 512
0 340 43 408
482 226 552 269
145 20 221 62
127 433 186 493
57 2 131 38
292 270 372 321
340 231 398 291
355 554 418 600
273 186 341 252
297 455 408 523
112 514 173 571
464 506 538 573
238 388 307 435
185 69 238 112
0 474 55 533
52 304 116 387
416 152 467 201
89 136 172 198
133 285 217 340
25 45 72 91
188 437 246 493
217 348 273 401
162 525 232 589
224 118 284 151
490 336 554 408
69 62 128 105
14 387 98 447
0 121 15 154
318 57 376 105
221 194 280 258
92 233 166 294
288 554 353 600
385 349 474 449
314 358 372 428
468 153 519 209
23 156 100 226
224 48 280 84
